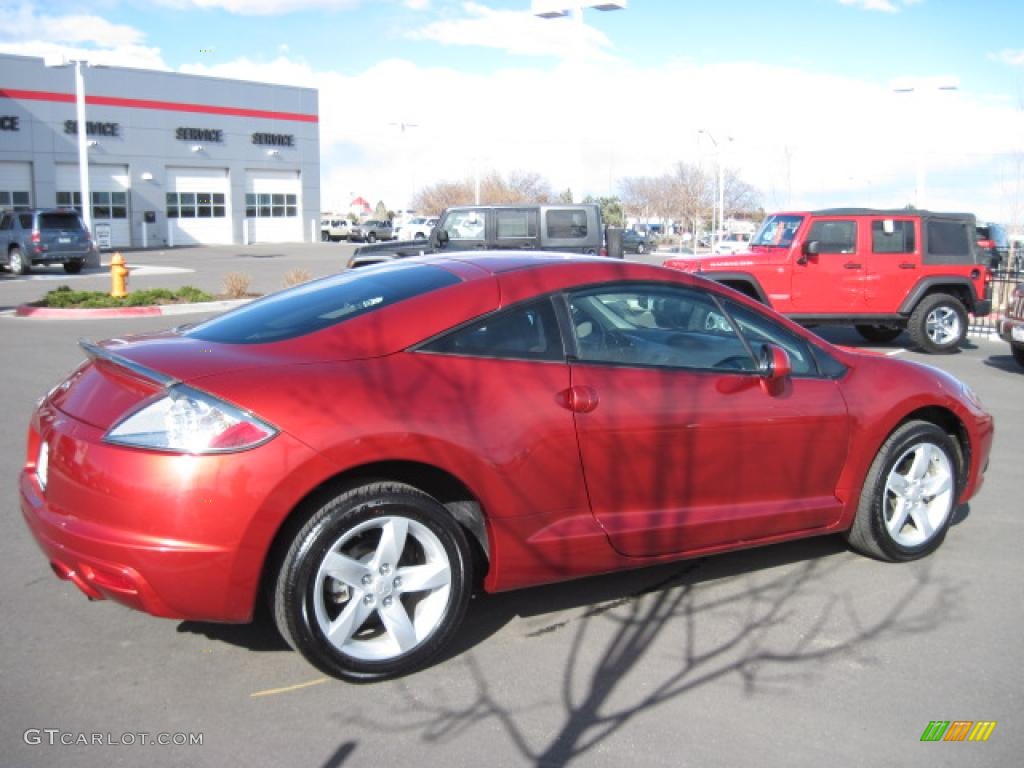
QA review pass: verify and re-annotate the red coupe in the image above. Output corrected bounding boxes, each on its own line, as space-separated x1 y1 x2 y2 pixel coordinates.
20 254 993 680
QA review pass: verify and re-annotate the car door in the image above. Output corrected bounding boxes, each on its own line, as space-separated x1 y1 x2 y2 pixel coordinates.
564 283 851 557
864 216 919 308
790 217 865 313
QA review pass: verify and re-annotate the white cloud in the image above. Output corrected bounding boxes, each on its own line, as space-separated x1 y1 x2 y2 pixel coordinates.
409 1 614 61
838 0 922 12
404 0 430 9
989 49 1024 67
156 0 360 15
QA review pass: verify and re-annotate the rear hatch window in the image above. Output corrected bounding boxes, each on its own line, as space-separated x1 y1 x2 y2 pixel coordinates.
186 262 461 344
39 213 84 231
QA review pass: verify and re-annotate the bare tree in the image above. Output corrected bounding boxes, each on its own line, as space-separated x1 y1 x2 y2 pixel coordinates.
412 170 554 214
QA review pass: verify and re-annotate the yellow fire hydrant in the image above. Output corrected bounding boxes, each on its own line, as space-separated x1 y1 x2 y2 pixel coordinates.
110 252 129 298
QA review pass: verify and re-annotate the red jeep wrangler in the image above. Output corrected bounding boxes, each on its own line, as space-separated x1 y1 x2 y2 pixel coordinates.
664 208 992 353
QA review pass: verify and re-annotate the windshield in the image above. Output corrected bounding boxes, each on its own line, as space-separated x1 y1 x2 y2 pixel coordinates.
751 215 803 247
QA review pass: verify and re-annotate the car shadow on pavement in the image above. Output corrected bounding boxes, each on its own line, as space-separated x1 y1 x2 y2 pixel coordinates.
982 354 1024 374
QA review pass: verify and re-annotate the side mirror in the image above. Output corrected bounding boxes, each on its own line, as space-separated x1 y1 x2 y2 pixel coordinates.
430 227 449 249
758 343 792 382
797 240 820 265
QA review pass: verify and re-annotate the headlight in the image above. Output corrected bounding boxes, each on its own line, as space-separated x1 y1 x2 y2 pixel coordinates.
105 385 277 454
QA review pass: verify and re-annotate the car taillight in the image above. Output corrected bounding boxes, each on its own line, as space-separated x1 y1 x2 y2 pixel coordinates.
105 385 277 454
31 229 41 244
599 246 607 257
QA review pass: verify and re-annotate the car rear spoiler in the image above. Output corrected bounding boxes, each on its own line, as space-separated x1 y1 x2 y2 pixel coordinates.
79 339 178 388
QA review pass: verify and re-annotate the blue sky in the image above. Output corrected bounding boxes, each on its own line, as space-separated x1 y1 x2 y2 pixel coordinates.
2 0 1023 222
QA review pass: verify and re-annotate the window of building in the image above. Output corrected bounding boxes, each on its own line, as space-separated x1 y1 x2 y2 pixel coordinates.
245 193 297 218
167 192 227 219
57 191 127 219
0 190 30 208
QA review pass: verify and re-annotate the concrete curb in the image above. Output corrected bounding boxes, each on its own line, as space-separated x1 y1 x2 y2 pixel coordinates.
15 298 253 319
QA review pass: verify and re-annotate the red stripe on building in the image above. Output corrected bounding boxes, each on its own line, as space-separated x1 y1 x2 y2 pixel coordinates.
0 88 318 123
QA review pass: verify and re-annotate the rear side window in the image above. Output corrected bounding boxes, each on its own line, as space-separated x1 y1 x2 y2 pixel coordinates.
496 209 538 240
18 213 33 229
39 213 83 231
926 220 971 263
546 210 589 239
871 220 915 254
186 263 461 344
420 298 562 362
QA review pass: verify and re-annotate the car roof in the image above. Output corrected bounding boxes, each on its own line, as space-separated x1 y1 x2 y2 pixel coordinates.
771 208 977 219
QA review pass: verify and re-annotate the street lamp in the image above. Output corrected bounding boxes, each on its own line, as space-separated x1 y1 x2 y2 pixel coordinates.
891 77 959 208
699 129 733 251
532 1 626 202
44 56 93 234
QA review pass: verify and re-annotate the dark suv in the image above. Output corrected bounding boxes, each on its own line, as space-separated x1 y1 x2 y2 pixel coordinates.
663 208 992 353
1 209 98 275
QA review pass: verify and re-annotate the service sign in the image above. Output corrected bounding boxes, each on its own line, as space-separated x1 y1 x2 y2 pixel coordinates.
95 222 112 250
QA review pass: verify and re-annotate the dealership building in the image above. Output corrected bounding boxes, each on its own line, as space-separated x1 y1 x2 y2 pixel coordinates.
0 53 319 248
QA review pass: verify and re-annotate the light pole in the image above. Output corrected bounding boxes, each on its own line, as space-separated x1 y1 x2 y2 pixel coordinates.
699 130 732 250
891 77 959 209
44 56 93 234
532 1 626 202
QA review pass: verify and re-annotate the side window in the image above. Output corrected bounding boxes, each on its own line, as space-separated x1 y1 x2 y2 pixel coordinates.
18 213 33 229
926 220 970 257
444 209 486 241
496 209 537 240
0 214 11 231
718 299 818 377
567 285 755 372
546 209 588 239
421 298 563 362
871 220 915 254
806 220 857 254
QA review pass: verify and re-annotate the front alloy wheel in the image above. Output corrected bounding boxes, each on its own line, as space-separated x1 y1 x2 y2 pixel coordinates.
274 482 472 681
846 420 959 561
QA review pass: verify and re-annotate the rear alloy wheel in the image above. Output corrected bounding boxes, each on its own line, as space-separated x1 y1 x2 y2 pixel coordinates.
367 233 377 244
636 243 646 254
63 260 83 274
846 420 959 562
321 231 330 242
855 324 903 343
9 247 30 275
908 293 967 354
274 482 473 681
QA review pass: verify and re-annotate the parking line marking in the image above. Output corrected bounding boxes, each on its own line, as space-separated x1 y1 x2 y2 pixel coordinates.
250 677 329 698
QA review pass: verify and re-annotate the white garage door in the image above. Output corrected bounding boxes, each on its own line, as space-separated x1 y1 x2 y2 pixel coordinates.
166 167 232 246
0 161 32 208
245 170 302 243
57 164 131 247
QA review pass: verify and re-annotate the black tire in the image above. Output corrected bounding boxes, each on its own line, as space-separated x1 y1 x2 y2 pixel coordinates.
855 324 903 343
273 482 473 681
1012 344 1024 368
321 231 330 242
367 233 377 244
9 247 30 275
908 293 967 354
846 420 959 562
636 243 645 254
63 260 83 274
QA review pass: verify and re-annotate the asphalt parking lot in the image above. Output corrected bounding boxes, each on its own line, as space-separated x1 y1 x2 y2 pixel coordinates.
1 243 1022 767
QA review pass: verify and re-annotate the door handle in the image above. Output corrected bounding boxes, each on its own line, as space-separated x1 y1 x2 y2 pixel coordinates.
898 262 916 269
843 262 862 270
559 386 599 414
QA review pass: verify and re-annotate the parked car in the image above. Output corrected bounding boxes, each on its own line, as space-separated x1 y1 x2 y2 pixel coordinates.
713 232 753 254
998 282 1024 367
321 216 351 242
393 217 438 241
348 220 394 243
1 208 98 274
622 229 655 254
20 254 993 681
976 221 1009 268
664 208 992 353
349 203 612 268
